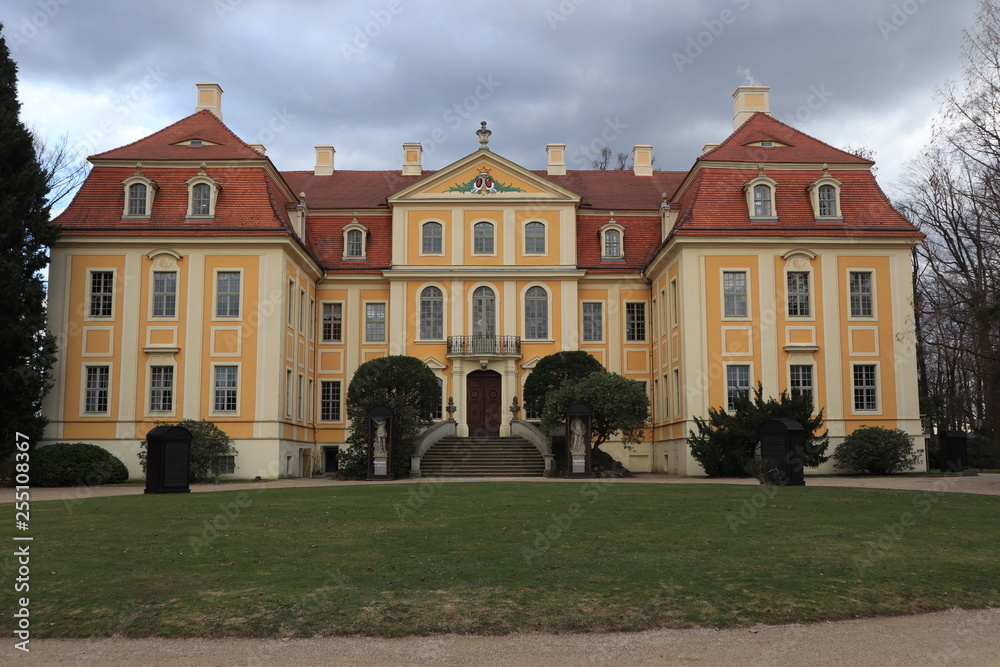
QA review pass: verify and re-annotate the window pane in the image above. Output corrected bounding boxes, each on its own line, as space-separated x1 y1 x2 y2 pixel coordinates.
152 271 176 318
323 303 343 341
626 302 646 341
192 183 211 215
366 303 385 341
582 302 603 341
723 271 748 317
525 286 548 339
605 229 621 257
853 365 878 411
346 229 363 257
818 184 837 216
85 366 110 413
214 366 238 412
150 366 173 411
474 222 494 254
321 381 341 421
726 365 750 411
790 364 813 409
128 183 146 216
420 287 443 340
525 222 545 254
753 184 771 216
849 271 873 317
216 272 240 317
472 286 496 337
787 271 810 317
89 271 114 318
422 222 442 254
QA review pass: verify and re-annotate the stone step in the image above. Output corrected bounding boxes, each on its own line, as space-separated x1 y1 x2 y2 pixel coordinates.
421 436 544 477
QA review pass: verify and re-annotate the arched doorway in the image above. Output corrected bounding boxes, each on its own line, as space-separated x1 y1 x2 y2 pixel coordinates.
467 370 502 437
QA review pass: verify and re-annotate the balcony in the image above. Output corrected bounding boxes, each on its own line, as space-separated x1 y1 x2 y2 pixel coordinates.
447 335 521 358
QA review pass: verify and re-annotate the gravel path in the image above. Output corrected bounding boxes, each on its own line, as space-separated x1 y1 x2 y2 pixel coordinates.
4 473 998 665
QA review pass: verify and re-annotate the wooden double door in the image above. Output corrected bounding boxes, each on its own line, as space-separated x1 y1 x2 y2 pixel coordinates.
466 370 502 437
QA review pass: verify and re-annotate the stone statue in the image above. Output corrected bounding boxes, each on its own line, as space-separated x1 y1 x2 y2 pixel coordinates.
570 417 587 454
373 419 388 456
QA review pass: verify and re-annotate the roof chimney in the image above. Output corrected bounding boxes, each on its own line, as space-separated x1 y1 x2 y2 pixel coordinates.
248 143 266 155
632 145 653 176
402 142 422 176
733 86 770 130
314 145 335 176
546 143 566 176
195 83 223 120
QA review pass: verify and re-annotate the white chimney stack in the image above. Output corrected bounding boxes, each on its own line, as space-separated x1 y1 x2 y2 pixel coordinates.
314 146 335 176
402 142 422 176
546 143 566 176
195 82 224 120
733 85 770 130
633 145 653 176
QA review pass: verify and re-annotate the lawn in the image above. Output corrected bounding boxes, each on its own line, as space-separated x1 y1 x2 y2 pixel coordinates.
5 481 999 637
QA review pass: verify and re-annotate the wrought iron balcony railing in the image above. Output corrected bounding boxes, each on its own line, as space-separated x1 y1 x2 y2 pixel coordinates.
447 335 521 356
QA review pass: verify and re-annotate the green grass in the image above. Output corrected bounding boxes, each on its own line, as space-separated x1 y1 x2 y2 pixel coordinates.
6 482 999 637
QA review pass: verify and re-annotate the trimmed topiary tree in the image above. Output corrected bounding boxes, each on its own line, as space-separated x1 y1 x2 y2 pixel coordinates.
833 426 920 475
523 351 604 418
33 443 129 487
340 355 441 479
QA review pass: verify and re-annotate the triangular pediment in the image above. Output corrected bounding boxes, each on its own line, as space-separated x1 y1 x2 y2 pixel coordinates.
388 150 580 204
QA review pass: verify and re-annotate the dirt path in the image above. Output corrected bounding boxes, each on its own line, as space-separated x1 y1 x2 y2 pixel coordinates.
4 474 998 665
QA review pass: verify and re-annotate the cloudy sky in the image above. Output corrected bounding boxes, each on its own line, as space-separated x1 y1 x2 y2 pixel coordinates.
2 0 983 207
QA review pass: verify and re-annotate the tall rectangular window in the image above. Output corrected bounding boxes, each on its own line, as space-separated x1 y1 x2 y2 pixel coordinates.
626 302 646 341
149 366 173 412
297 374 304 420
789 364 813 409
285 369 293 417
152 271 177 318
524 222 545 254
422 222 443 254
673 369 681 417
89 271 114 318
322 303 343 342
287 280 295 325
582 302 603 342
726 364 751 412
321 380 341 421
723 271 748 317
216 272 241 318
853 364 878 411
299 290 306 331
473 222 494 254
850 271 873 317
84 366 110 413
214 365 238 412
366 303 386 342
127 183 147 216
670 279 679 326
787 272 810 317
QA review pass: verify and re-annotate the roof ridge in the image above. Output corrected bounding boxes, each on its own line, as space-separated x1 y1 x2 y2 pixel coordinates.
90 109 263 161
700 112 873 165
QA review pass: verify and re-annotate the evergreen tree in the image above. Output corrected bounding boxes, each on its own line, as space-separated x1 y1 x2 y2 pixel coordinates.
0 24 60 459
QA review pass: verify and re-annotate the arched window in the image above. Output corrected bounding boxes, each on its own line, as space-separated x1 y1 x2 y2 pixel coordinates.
472 286 496 337
473 222 494 254
818 185 836 216
422 221 443 254
524 222 545 254
128 183 147 216
346 229 363 257
604 229 621 258
524 286 548 339
420 286 443 340
753 184 772 217
192 183 211 216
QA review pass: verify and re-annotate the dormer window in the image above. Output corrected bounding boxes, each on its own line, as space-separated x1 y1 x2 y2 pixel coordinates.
809 173 843 220
342 215 368 260
121 165 156 219
599 213 626 260
744 174 778 220
185 165 221 219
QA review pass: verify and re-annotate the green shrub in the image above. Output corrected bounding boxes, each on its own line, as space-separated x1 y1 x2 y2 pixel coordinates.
33 443 129 487
968 434 1000 469
833 426 920 474
138 419 237 482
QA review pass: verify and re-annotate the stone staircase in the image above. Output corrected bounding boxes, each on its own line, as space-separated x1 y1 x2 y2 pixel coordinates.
419 436 545 477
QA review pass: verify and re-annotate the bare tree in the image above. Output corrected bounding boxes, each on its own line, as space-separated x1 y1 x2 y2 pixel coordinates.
31 130 89 207
900 0 1000 444
591 146 612 170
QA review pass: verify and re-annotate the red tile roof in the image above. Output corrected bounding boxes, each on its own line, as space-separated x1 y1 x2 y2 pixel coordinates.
671 167 920 238
701 113 873 165
90 110 266 162
305 214 392 272
576 214 661 273
54 166 293 234
282 171 423 210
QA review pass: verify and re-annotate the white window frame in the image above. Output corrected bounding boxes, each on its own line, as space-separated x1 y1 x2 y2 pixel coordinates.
320 380 342 422
342 219 368 260
523 220 547 255
82 364 111 415
365 302 387 342
582 301 604 342
285 368 293 418
148 364 176 415
599 221 626 260
299 289 307 332
851 362 881 414
789 363 815 413
625 301 647 342
472 221 496 256
523 284 551 341
211 363 240 416
673 368 681 418
744 175 778 219
420 220 444 256
322 302 344 343
87 269 116 320
151 270 178 320
725 363 752 413
848 269 876 319
722 270 750 319
809 176 843 219
185 170 221 219
786 270 811 318
214 269 243 320
121 171 156 219
418 284 446 341
287 279 295 326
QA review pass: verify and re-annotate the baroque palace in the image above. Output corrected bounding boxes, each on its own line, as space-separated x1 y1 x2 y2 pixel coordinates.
42 83 926 478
